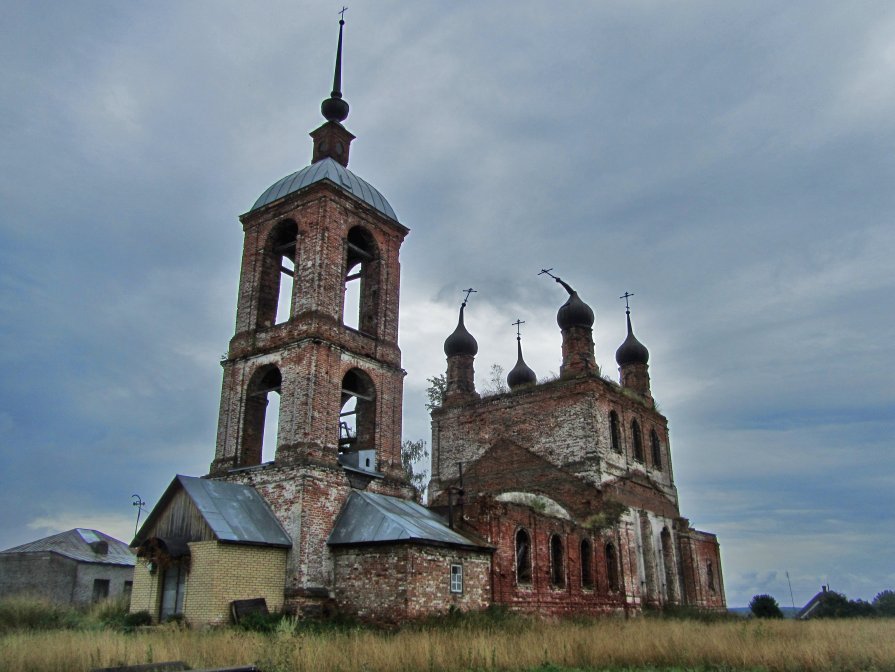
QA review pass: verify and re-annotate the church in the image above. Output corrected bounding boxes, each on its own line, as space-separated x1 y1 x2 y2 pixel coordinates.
129 19 725 625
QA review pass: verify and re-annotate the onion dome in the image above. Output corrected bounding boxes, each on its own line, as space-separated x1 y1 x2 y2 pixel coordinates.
615 311 649 366
321 19 349 123
444 304 478 357
507 338 537 389
557 290 595 330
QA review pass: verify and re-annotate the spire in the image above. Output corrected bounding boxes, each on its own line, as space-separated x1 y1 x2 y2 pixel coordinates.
507 320 537 389
615 293 649 367
311 12 356 167
321 13 350 123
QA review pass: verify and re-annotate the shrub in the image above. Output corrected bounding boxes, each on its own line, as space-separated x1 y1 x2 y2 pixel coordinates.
123 610 153 628
750 594 784 619
873 589 895 617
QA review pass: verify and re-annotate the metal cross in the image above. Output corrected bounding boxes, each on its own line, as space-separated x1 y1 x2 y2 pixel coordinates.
512 319 525 338
339 6 348 20
619 291 635 310
462 287 477 306
538 268 557 280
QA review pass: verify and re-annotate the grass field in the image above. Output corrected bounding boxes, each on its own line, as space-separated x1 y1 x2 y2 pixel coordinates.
1 612 894 672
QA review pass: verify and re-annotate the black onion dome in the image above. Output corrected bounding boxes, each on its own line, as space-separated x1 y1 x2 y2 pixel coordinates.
444 305 478 357
507 340 537 389
557 291 595 330
615 313 649 366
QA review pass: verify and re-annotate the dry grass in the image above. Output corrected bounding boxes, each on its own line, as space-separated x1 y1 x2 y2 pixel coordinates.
1 618 894 672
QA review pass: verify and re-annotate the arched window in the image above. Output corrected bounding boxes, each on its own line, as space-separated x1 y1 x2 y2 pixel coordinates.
550 534 564 587
338 369 377 472
661 527 676 603
515 528 532 585
632 420 644 462
343 226 380 335
259 220 297 327
580 539 594 589
650 430 662 470
606 542 620 592
240 365 281 466
707 560 715 593
609 411 621 453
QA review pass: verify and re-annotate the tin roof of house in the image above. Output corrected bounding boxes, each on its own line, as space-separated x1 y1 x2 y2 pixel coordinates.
1 528 135 566
327 490 488 550
134 475 292 549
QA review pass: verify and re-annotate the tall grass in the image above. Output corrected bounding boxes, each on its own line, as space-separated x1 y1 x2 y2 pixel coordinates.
1 617 894 672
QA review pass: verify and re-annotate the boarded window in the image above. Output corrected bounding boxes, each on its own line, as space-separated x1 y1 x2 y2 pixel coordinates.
515 528 532 585
450 564 463 593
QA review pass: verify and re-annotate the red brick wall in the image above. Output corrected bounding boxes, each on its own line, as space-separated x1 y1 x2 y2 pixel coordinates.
332 544 491 623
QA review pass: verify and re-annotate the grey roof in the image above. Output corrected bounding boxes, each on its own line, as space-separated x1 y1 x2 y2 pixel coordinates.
171 476 292 548
249 157 398 221
1 528 135 566
328 490 486 549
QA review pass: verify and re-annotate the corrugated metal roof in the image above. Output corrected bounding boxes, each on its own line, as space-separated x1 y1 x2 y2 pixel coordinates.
249 157 398 221
176 476 292 548
328 491 485 549
1 529 135 566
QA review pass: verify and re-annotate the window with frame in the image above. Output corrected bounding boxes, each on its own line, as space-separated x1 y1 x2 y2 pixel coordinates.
631 419 644 462
450 564 463 593
609 411 621 453
650 429 662 470
515 528 532 584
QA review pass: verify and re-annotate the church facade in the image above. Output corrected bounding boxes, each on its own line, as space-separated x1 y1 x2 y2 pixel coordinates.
129 20 724 625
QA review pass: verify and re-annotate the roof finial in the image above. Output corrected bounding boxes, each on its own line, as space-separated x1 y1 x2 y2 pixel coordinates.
461 287 477 308
620 291 634 314
321 10 350 123
507 318 537 389
539 267 574 296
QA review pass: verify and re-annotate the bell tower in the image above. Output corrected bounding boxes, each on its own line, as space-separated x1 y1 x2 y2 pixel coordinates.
209 16 409 485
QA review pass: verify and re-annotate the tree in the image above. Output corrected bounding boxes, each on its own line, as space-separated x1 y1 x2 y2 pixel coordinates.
481 363 508 395
749 594 784 619
873 590 895 617
401 439 429 502
425 374 446 412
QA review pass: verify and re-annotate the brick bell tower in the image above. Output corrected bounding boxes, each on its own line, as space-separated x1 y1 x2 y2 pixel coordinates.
207 17 412 609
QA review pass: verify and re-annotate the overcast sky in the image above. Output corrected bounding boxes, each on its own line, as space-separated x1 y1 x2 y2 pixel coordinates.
1 1 893 608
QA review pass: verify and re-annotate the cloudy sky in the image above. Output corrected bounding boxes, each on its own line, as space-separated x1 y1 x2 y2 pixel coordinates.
1 1 893 608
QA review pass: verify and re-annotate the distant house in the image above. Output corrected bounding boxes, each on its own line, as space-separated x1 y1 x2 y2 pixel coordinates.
798 585 834 619
0 528 135 606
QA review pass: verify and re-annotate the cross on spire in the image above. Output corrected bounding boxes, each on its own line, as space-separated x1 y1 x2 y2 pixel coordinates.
538 268 557 280
339 6 348 21
461 288 477 307
512 319 525 339
619 291 635 313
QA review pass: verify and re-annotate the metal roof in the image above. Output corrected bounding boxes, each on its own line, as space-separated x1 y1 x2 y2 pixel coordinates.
175 476 292 548
328 490 485 549
249 157 398 221
1 528 135 566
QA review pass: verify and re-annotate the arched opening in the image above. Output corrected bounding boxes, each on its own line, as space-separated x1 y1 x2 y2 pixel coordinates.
258 220 297 328
609 410 621 453
515 528 532 585
650 429 662 470
343 226 380 335
606 542 620 592
338 368 377 472
550 534 564 587
707 560 716 593
580 538 594 589
632 419 644 462
239 365 281 467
